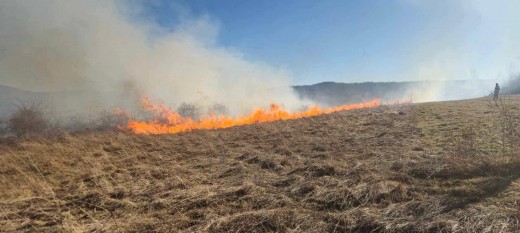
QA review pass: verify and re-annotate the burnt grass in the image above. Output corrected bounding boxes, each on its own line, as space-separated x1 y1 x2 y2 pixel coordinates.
2 96 520 232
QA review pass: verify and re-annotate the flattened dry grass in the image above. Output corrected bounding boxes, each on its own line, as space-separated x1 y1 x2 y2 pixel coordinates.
2 96 520 232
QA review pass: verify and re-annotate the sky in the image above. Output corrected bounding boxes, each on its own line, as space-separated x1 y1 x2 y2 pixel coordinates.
1 0 519 115
136 0 520 85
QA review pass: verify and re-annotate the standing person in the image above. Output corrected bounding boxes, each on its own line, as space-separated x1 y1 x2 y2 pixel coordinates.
494 83 500 101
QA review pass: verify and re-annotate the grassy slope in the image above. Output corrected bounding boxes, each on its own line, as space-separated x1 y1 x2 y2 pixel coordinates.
1 96 520 232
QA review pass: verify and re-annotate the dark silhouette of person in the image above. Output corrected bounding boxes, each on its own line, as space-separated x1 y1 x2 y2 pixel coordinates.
494 83 500 101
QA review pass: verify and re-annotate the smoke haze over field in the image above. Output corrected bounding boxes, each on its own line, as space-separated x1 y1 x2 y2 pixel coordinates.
0 0 518 117
0 0 304 115
394 0 520 91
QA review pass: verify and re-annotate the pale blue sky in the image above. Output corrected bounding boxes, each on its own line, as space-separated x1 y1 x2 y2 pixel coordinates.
134 0 520 85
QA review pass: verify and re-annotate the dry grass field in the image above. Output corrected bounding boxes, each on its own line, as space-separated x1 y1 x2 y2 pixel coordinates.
2 96 520 232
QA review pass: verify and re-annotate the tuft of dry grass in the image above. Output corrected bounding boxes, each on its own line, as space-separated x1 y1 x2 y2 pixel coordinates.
2 96 520 232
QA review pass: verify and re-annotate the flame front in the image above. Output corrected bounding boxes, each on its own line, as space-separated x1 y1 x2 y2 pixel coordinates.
123 99 382 135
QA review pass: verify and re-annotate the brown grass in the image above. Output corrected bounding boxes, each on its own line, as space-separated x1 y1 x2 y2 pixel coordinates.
2 96 520 232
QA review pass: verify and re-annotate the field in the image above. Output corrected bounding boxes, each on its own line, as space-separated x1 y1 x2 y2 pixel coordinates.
2 96 520 232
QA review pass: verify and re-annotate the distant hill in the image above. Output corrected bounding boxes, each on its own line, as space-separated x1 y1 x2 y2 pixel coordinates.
293 81 416 106
293 80 496 106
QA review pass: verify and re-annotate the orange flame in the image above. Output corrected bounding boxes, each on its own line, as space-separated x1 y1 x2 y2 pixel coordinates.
122 99 382 135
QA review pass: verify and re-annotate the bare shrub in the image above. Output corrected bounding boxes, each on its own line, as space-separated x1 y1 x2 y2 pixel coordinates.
486 96 520 157
7 102 48 137
177 103 201 120
92 110 130 131
43 116 70 137
423 95 520 186
497 100 520 156
208 103 229 116
0 117 7 137
61 115 92 132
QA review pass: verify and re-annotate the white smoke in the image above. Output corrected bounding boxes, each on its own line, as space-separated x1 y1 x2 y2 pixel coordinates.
0 0 304 115
397 0 520 101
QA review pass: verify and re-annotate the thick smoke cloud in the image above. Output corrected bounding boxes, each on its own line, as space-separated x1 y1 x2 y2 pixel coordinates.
0 0 304 115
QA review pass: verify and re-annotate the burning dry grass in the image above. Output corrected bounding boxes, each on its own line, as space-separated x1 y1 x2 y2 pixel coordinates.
2 96 520 232
124 98 382 135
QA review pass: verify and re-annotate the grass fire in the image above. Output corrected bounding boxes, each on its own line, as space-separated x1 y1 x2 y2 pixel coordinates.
3 1 520 232
123 98 382 134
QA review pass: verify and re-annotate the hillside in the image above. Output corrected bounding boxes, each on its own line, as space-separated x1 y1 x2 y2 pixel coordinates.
293 80 494 106
2 96 520 232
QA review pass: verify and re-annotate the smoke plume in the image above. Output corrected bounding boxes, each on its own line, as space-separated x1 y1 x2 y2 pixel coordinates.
0 0 304 115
